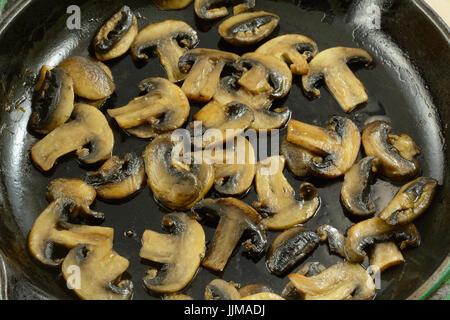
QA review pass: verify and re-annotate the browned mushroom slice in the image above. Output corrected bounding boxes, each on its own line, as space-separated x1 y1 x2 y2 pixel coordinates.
266 227 320 276
288 262 376 300
154 0 193 10
302 47 373 112
107 77 190 139
281 262 325 300
316 224 346 258
31 103 114 171
195 0 255 20
93 6 138 61
143 134 214 210
131 20 199 82
362 120 420 181
192 198 267 272
179 48 239 102
189 100 254 149
29 67 74 134
240 292 285 300
58 56 115 100
164 294 194 300
239 284 272 298
255 34 319 75
140 213 205 293
205 279 241 300
62 239 133 300
341 156 379 217
280 138 318 177
84 153 146 200
218 11 280 46
369 242 405 273
253 156 320 230
344 217 421 263
286 117 361 178
378 177 438 225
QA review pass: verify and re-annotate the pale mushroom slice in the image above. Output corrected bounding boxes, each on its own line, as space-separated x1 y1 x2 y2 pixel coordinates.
253 156 320 230
302 47 374 112
281 262 326 300
31 103 114 171
192 198 267 272
163 294 194 300
288 262 376 300
84 153 146 200
154 0 193 10
362 120 420 181
107 77 190 139
29 67 74 134
255 34 319 75
58 56 115 100
93 5 138 61
341 156 379 217
286 117 361 178
195 0 255 20
62 239 133 300
218 11 280 46
139 212 206 294
131 20 199 82
189 100 254 149
369 242 405 273
205 279 241 300
143 133 214 210
240 292 285 300
179 48 239 102
378 177 438 225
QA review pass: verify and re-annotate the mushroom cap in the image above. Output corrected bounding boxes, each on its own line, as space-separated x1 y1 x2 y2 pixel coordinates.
195 0 255 20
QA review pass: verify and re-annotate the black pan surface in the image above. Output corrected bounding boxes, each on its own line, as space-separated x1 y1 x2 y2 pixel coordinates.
0 0 449 300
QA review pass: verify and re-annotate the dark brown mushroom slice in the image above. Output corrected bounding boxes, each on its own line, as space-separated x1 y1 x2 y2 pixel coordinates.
107 77 190 139
58 56 115 100
344 217 421 263
31 103 114 171
192 198 267 272
93 5 138 61
281 262 325 300
238 283 272 298
154 0 194 10
378 177 438 225
288 262 376 300
179 48 239 102
316 224 346 258
205 279 241 300
341 156 379 217
286 117 361 178
131 20 199 82
29 67 74 134
362 120 420 181
218 11 280 46
266 227 320 276
255 34 319 75
194 0 255 20
369 242 405 273
302 47 374 112
62 239 133 300
253 156 320 230
280 138 318 177
84 153 146 200
139 213 206 293
143 134 214 210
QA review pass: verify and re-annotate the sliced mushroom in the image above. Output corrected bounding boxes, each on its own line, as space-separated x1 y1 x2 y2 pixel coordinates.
369 242 405 273
131 20 199 82
107 77 190 139
205 279 241 300
344 217 421 263
189 100 254 149
253 156 320 230
288 262 376 300
239 284 272 298
281 262 325 300
316 224 346 258
143 134 214 210
194 0 255 20
240 292 285 300
139 213 205 293
218 11 280 46
154 0 193 10
286 117 361 178
31 103 114 171
58 56 115 100
266 226 320 276
179 48 239 102
192 198 267 272
255 34 319 75
93 6 138 61
341 156 379 217
302 47 374 112
29 67 74 134
362 120 420 181
280 138 318 177
62 240 133 300
84 153 146 200
378 177 438 225
164 294 194 300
